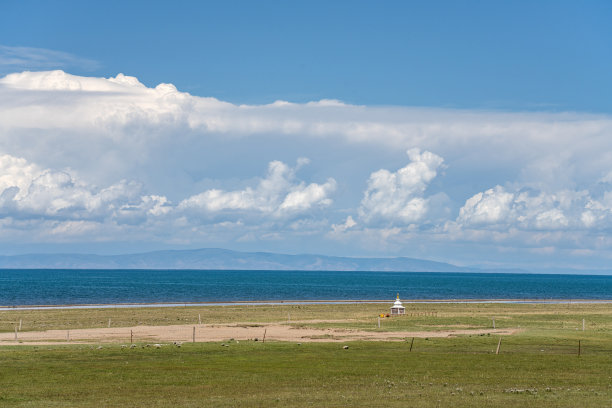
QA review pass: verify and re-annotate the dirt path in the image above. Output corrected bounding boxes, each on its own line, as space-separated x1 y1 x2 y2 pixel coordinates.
0 323 520 345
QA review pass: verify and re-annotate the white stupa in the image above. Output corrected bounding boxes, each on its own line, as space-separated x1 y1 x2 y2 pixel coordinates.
390 293 405 315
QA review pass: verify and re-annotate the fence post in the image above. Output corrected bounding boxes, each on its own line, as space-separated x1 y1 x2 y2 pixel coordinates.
19 319 22 331
378 316 381 328
198 314 201 325
409 337 414 352
193 326 196 343
492 318 496 329
578 340 581 356
131 330 133 344
108 318 111 328
496 337 502 355
263 328 267 343
14 326 17 341
582 319 585 331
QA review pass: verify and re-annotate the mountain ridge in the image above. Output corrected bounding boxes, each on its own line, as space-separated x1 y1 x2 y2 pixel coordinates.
0 248 479 272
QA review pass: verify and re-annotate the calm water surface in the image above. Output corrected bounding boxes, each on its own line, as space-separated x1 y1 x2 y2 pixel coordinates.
0 269 610 306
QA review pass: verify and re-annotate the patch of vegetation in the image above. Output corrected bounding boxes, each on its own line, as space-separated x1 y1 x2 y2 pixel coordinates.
0 302 610 407
1 302 610 333
0 340 610 407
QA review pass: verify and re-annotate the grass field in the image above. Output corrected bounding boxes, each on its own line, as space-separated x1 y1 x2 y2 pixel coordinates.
1 302 610 407
2 302 610 333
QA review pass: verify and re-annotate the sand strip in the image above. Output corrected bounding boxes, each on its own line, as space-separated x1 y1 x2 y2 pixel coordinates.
2 299 610 311
0 323 520 345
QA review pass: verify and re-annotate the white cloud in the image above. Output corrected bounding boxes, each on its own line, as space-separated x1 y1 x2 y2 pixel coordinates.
0 152 336 241
0 45 99 71
0 154 39 199
457 186 590 231
3 70 612 267
2 70 611 156
178 160 336 219
279 182 335 213
331 216 357 233
457 186 514 225
1 70 611 202
359 148 444 224
1 70 144 92
0 153 169 224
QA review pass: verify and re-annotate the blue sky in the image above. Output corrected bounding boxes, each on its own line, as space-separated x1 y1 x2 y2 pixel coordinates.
1 1 612 271
3 1 612 110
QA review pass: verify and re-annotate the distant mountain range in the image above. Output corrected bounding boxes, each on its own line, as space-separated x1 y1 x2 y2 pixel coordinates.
0 248 610 274
0 248 479 272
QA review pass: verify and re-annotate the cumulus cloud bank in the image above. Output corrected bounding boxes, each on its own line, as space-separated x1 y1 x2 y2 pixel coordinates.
2 70 612 267
3 70 612 156
456 185 612 232
0 154 168 223
457 187 579 230
359 149 444 225
179 160 336 219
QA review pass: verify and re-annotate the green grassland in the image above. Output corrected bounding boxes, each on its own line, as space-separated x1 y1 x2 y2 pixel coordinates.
1 302 610 332
0 302 610 407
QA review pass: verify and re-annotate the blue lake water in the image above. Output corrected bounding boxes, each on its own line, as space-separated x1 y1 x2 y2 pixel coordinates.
0 269 611 306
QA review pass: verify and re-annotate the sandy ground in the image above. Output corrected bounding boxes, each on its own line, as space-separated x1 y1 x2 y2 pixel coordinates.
0 322 520 345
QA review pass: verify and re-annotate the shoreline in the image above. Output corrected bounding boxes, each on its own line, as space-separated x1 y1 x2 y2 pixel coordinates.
2 298 611 311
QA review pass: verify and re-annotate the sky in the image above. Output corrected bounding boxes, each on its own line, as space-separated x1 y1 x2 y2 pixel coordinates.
1 1 612 272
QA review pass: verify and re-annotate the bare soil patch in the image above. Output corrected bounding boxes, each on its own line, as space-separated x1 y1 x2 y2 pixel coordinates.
0 322 520 345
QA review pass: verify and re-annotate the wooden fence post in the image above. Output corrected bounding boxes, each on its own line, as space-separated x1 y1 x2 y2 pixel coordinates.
198 314 201 325
193 326 196 343
263 328 267 343
578 340 581 356
409 337 414 352
495 337 502 355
